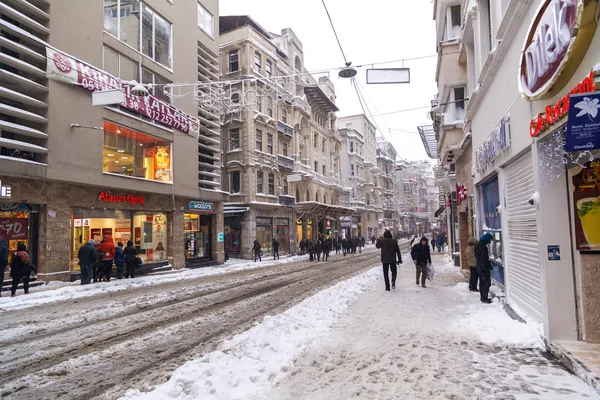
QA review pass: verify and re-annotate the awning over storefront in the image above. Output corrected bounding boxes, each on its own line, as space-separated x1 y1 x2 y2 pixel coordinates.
295 201 355 220
434 205 446 217
223 206 249 214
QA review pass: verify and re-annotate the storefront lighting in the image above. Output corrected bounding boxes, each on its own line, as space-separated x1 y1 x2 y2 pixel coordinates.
107 153 115 157
120 156 128 160
117 149 125 153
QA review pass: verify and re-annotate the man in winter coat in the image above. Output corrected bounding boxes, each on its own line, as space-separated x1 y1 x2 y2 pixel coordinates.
376 230 403 291
411 236 431 288
0 239 8 296
10 242 31 296
475 233 493 303
272 239 280 260
314 240 323 262
253 240 262 262
466 237 478 292
114 242 126 279
96 236 116 282
77 240 98 285
323 238 331 261
124 240 138 278
341 238 348 256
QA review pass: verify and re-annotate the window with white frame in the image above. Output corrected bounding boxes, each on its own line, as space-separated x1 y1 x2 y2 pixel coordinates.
197 2 214 38
282 142 288 156
281 108 287 124
268 173 275 195
254 51 261 73
266 59 272 77
257 171 264 193
230 171 241 193
229 128 240 150
103 0 140 50
103 46 140 82
444 5 461 41
142 67 172 104
267 133 273 154
453 86 466 121
256 129 263 151
283 179 289 195
229 50 239 72
141 5 173 68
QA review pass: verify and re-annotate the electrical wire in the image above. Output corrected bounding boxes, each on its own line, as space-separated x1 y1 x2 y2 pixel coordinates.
321 0 348 64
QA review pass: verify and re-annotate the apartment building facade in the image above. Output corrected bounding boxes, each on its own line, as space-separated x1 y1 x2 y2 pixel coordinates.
219 16 352 259
0 0 226 282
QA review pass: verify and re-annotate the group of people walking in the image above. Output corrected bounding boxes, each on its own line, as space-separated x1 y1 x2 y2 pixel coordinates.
0 240 35 297
77 236 139 285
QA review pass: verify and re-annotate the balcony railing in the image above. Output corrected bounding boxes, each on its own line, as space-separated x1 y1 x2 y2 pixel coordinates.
277 121 294 138
278 154 295 170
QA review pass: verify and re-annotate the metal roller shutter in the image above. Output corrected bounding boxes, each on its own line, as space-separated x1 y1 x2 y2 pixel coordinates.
505 151 543 322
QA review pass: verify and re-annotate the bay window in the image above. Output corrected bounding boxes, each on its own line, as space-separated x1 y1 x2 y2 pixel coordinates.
103 121 172 182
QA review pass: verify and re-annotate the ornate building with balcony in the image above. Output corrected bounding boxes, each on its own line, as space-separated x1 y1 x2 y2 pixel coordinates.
219 16 352 258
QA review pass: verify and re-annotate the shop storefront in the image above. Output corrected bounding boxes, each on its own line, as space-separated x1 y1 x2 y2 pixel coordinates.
256 217 273 256
184 201 214 264
478 175 504 286
274 218 290 254
0 200 40 268
225 216 242 256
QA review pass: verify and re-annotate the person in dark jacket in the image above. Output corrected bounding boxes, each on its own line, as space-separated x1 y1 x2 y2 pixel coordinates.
314 240 323 262
114 242 126 279
475 233 493 303
0 239 8 296
411 236 431 288
78 240 98 285
10 242 31 296
376 230 403 291
124 240 138 279
253 240 262 262
341 238 348 256
272 239 280 260
323 238 331 261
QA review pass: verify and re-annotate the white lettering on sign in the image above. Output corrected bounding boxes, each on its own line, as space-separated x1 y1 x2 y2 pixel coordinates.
0 180 12 199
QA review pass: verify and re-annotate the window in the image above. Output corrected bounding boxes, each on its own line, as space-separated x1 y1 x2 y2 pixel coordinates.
268 173 275 195
229 50 239 72
267 99 273 118
314 161 318 172
230 171 241 193
256 130 263 151
314 133 318 147
197 3 214 38
141 4 173 68
103 0 140 50
284 179 289 195
454 86 466 120
254 51 261 73
281 108 287 124
103 121 171 182
266 59 272 77
142 67 172 104
267 133 273 154
445 5 461 40
322 139 326 152
350 141 354 153
257 171 264 193
229 128 240 150
351 164 355 176
282 142 288 157
322 165 326 175
103 46 140 82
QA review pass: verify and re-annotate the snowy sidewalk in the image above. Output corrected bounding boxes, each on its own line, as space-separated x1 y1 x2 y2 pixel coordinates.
261 255 600 400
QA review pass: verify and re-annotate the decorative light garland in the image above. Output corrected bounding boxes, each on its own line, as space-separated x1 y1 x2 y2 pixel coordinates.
538 129 595 185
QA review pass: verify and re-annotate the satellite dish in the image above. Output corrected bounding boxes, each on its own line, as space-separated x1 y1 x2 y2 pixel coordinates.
338 62 357 78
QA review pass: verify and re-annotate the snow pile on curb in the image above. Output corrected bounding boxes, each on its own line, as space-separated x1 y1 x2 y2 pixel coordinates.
121 265 380 400
0 256 304 312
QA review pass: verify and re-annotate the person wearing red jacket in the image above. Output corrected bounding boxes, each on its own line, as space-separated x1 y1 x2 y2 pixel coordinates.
96 236 116 282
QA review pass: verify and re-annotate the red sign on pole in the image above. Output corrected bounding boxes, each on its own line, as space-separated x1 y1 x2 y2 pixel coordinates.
0 218 28 240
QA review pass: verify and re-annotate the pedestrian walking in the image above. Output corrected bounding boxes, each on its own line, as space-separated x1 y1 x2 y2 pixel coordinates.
341 238 348 256
77 240 98 285
96 236 115 282
272 238 280 260
411 236 431 288
435 236 442 252
124 240 138 278
253 239 262 262
0 240 8 296
466 237 479 292
314 240 323 262
475 233 493 303
323 238 331 261
115 242 126 279
376 230 402 291
371 235 376 245
10 242 31 297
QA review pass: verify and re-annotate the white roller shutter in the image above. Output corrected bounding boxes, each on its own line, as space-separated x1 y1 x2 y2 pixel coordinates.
505 151 543 323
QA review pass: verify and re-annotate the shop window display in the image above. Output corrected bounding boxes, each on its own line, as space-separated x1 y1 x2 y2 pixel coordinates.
103 121 172 182
0 207 38 266
184 214 211 260
225 216 241 255
256 217 273 255
274 218 289 254
479 176 504 285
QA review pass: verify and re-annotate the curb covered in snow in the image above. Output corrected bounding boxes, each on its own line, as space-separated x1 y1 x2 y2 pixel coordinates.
121 265 381 400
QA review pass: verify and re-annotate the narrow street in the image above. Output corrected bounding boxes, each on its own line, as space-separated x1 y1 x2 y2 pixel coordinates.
0 246 385 400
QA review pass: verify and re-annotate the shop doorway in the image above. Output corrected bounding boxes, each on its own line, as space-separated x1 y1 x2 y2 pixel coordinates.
184 214 212 261
275 218 290 254
225 216 241 257
0 204 39 268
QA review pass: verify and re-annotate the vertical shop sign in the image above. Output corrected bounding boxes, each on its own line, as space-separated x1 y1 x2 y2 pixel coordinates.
475 116 511 173
0 180 12 199
566 92 600 152
0 218 28 240
572 161 600 250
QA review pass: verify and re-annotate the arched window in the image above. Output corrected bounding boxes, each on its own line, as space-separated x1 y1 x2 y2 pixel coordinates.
306 189 310 202
296 188 300 202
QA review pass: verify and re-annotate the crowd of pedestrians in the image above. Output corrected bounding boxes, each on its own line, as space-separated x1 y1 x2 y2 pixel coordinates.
77 236 140 285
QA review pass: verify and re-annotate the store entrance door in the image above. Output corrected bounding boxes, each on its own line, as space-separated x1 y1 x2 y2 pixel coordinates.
184 214 212 263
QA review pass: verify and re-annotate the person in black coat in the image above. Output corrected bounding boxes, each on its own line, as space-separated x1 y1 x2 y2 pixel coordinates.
124 240 138 278
314 240 323 262
376 230 403 291
411 236 431 288
341 238 347 256
272 239 280 260
253 240 262 262
323 238 332 261
475 233 493 303
78 240 98 285
10 242 31 296
0 239 8 297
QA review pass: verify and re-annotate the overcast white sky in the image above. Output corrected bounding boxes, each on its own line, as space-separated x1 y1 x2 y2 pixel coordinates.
220 0 437 162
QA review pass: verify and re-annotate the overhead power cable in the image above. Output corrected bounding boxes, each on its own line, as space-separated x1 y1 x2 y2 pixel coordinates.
321 0 349 64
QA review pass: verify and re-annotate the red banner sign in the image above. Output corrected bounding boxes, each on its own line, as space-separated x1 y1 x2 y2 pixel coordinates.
46 47 200 138
98 192 145 205
0 218 28 240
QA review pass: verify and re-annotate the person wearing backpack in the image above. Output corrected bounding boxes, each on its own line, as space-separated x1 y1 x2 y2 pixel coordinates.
10 242 31 296
124 240 138 279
